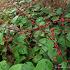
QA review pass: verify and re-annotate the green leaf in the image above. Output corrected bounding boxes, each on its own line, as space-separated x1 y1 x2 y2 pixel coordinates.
32 46 40 53
11 16 19 24
46 13 53 19
57 56 63 63
58 36 66 47
39 38 54 53
39 38 47 46
12 45 28 63
32 54 42 63
36 17 44 22
55 8 63 15
12 47 20 63
0 33 4 45
34 31 44 39
65 13 70 18
11 16 29 27
9 62 34 70
34 59 53 70
61 62 67 70
39 21 45 25
41 8 50 15
40 46 48 54
13 34 26 45
9 64 23 70
22 62 35 70
51 16 59 21
39 38 47 52
31 46 40 56
48 49 57 60
65 39 70 47
0 60 10 70
17 16 28 27
33 4 41 11
46 39 54 50
16 45 28 55
54 26 60 35
36 17 45 25
67 32 70 41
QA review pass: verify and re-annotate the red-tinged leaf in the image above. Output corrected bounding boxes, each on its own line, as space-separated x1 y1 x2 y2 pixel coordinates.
33 27 39 31
53 20 58 23
31 19 35 25
61 23 64 26
54 42 59 48
60 18 65 22
57 49 62 56
39 25 45 29
50 28 55 32
45 23 50 27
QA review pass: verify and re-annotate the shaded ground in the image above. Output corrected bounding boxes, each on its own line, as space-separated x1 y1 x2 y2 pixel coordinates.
0 0 70 11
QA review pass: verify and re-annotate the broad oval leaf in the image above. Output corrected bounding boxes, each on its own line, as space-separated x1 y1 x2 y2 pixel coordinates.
9 64 23 70
9 62 34 70
0 60 10 70
34 59 53 70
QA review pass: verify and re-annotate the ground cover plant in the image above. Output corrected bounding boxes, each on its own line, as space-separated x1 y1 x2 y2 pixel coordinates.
0 0 70 70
